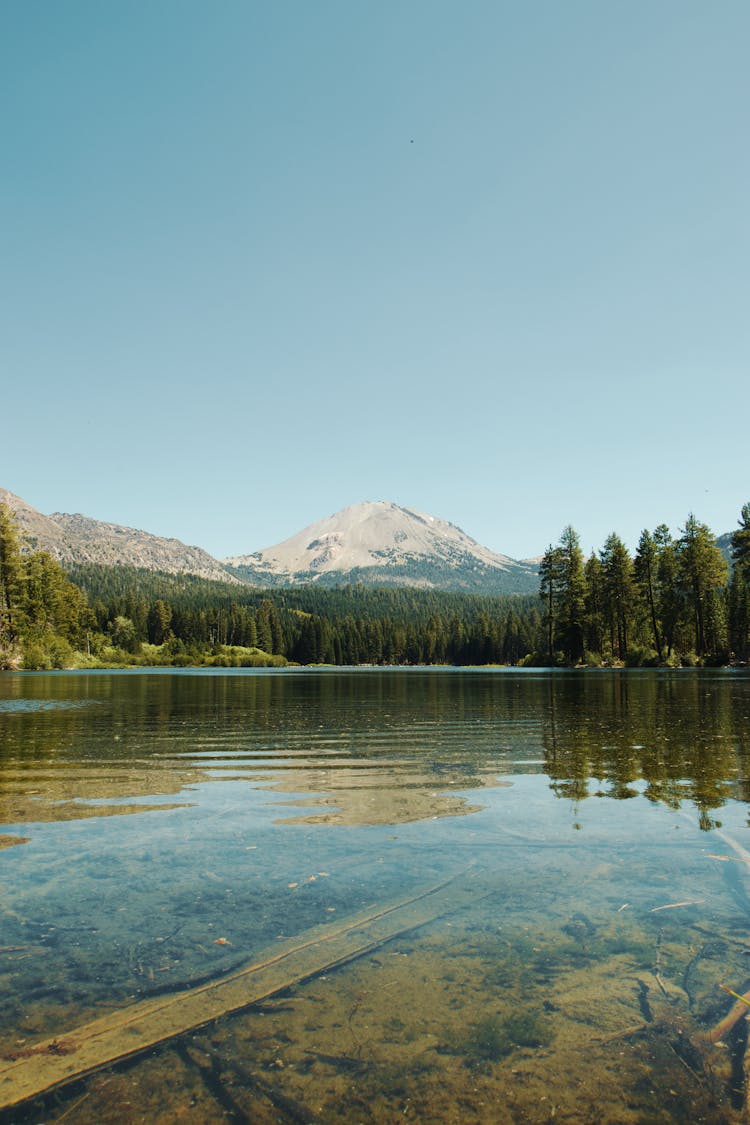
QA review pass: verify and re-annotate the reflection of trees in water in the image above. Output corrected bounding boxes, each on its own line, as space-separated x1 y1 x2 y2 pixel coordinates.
541 671 749 825
2 669 750 829
2 668 547 757
1 671 537 829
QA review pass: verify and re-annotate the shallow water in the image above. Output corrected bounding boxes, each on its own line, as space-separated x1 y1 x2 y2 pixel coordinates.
2 668 750 1123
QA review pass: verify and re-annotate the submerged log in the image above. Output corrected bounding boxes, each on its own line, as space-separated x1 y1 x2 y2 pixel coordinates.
700 986 750 1046
0 868 487 1113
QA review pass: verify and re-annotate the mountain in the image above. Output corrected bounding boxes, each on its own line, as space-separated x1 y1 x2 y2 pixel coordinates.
224 500 540 594
0 488 238 584
716 532 733 564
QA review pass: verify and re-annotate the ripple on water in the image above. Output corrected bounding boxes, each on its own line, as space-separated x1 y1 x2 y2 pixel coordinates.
0 699 99 714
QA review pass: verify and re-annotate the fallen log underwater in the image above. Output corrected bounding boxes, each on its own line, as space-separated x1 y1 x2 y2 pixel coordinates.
0 866 490 1113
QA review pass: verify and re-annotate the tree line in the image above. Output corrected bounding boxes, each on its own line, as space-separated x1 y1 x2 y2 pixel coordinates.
2 500 749 668
539 507 750 665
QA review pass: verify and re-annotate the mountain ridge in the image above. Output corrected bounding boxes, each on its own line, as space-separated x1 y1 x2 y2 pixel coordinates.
0 488 239 585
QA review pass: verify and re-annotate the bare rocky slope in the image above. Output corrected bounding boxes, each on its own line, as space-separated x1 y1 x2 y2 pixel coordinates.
0 488 238 584
224 500 540 594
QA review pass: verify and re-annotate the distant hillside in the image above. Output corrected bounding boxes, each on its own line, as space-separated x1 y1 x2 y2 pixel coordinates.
0 488 239 584
225 500 539 595
716 532 733 564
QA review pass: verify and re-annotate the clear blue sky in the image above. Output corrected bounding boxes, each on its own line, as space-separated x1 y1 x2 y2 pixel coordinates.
2 1 748 561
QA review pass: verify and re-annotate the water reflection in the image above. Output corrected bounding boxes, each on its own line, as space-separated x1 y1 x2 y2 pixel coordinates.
1 669 750 837
539 671 750 827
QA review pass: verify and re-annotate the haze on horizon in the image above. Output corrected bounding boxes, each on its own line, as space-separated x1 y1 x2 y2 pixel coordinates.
2 2 748 561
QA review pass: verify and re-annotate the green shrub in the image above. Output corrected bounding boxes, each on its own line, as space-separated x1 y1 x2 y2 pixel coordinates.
624 645 659 667
47 635 74 669
22 643 51 670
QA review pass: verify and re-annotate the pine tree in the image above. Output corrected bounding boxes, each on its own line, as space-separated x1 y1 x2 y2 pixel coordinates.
147 600 173 645
729 502 750 660
0 501 23 643
558 526 587 664
583 552 605 659
677 514 728 658
653 526 682 658
255 599 274 653
539 544 564 661
634 530 663 661
269 602 284 655
600 534 636 661
538 529 587 663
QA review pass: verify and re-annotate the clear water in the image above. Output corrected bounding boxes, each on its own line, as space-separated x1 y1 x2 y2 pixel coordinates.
1 668 750 1123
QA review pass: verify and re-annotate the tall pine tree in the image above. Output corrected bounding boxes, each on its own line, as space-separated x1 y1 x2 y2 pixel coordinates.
677 514 728 658
729 502 750 660
0 502 23 648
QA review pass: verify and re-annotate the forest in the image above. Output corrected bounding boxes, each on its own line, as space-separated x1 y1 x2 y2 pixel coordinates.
1 501 749 670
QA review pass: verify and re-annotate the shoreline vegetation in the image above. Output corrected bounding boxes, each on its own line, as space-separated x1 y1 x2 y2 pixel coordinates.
1 501 749 673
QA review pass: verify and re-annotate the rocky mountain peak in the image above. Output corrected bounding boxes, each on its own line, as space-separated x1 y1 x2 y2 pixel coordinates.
224 500 539 594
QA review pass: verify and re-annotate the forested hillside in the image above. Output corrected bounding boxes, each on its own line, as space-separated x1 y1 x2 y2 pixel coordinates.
69 562 541 666
2 500 749 669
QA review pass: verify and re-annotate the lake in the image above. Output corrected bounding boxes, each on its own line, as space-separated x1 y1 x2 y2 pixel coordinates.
2 667 750 1123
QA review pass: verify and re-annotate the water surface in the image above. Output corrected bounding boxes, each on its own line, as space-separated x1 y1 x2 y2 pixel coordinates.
2 668 750 1123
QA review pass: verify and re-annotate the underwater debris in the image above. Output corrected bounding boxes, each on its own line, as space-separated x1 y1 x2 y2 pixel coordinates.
650 900 705 913
700 985 750 1046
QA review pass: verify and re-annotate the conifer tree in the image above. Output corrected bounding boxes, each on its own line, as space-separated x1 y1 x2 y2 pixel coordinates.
634 530 663 661
255 599 274 653
558 526 587 664
147 599 173 645
729 503 750 660
0 501 23 644
600 534 636 660
540 528 586 663
539 544 564 661
653 526 682 658
584 552 605 659
677 514 728 657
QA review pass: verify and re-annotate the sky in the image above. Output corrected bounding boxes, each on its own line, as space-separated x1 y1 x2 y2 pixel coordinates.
2 1 748 562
